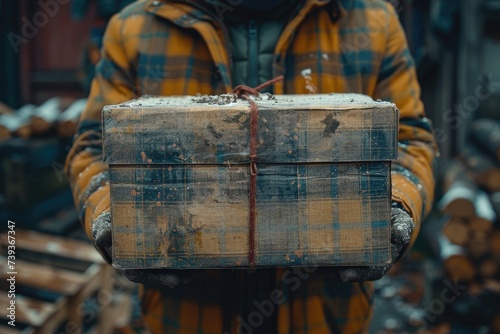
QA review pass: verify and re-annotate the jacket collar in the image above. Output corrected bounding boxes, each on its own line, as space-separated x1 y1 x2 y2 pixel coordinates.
145 0 347 26
143 0 348 91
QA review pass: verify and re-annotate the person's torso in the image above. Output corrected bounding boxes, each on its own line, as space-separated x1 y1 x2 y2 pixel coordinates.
118 0 390 97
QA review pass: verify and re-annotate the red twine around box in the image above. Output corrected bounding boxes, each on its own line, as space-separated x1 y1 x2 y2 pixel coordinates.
231 75 284 271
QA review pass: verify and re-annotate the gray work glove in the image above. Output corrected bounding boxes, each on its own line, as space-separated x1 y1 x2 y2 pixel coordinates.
92 211 192 288
332 205 414 282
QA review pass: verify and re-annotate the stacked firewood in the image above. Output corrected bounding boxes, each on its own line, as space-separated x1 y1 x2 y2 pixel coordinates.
0 98 86 141
438 119 500 332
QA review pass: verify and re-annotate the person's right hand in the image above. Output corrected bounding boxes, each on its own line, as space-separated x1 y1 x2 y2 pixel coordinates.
92 211 192 288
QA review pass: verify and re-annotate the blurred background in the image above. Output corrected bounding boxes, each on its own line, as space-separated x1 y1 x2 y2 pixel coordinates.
0 0 500 333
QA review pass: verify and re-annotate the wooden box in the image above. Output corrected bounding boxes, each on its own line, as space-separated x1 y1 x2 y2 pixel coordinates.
103 94 399 270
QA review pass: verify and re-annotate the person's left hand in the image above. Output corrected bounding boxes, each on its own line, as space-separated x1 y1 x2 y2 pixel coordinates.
92 211 192 288
334 205 414 282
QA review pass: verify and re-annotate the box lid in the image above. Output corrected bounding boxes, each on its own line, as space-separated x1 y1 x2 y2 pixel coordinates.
103 94 399 165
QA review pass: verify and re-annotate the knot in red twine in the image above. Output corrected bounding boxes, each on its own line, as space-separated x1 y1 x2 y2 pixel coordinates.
230 75 284 271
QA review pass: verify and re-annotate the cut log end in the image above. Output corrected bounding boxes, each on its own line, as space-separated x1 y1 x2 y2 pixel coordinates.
479 258 499 279
469 238 490 259
444 255 477 283
443 217 470 246
15 125 32 139
442 199 476 219
0 127 11 140
57 121 77 138
490 231 500 257
476 169 500 192
31 118 52 135
469 217 494 234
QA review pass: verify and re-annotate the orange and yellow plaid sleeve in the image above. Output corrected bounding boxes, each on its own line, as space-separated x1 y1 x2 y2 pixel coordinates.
373 4 438 248
65 13 137 240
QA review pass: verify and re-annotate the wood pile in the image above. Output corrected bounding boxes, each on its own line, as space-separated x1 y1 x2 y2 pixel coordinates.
56 98 87 138
0 98 86 142
0 104 36 140
0 229 126 333
438 118 500 332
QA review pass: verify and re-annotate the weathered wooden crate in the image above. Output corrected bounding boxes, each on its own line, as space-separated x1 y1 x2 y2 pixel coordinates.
103 94 399 270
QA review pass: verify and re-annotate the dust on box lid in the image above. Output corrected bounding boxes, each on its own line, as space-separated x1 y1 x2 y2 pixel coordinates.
102 93 399 165
102 93 399 270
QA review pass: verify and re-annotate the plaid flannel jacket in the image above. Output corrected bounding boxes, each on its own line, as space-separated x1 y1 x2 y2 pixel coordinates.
65 0 437 332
